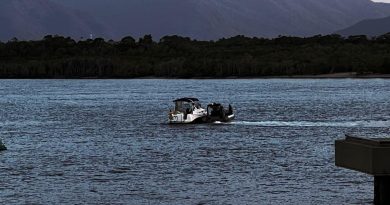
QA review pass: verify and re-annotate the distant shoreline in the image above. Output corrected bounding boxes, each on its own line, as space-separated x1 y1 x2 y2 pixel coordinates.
267 72 390 79
0 73 389 80
2 35 390 79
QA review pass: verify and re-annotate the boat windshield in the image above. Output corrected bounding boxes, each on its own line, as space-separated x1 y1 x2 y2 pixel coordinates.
194 102 201 109
175 101 194 112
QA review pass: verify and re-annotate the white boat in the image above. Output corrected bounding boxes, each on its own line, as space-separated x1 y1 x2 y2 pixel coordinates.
168 98 235 124
168 98 207 124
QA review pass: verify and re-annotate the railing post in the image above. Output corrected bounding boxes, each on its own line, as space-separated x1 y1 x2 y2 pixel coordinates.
374 176 390 205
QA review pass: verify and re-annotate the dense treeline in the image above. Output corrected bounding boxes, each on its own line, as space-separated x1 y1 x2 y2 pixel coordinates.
0 34 390 78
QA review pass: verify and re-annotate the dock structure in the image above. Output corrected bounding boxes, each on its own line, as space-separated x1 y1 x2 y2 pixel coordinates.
335 135 390 205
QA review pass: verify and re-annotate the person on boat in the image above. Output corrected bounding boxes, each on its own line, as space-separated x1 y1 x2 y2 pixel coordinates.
228 104 233 115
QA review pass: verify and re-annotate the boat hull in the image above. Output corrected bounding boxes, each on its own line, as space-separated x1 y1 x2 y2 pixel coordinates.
168 113 207 124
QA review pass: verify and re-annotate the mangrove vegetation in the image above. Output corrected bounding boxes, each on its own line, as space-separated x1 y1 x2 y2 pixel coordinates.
0 34 389 78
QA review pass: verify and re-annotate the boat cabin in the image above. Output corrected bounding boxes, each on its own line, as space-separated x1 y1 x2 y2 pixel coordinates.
173 97 202 114
169 97 208 124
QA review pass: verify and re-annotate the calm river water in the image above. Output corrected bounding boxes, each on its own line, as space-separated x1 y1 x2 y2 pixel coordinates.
0 79 389 204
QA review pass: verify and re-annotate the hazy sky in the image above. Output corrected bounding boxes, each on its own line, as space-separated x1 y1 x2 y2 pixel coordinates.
372 0 390 2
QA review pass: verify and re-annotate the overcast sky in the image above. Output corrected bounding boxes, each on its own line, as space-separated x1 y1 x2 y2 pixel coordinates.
372 0 390 3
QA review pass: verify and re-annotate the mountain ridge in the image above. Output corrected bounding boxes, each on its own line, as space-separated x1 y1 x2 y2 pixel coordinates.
337 15 390 36
50 0 390 39
2 0 390 41
0 0 110 41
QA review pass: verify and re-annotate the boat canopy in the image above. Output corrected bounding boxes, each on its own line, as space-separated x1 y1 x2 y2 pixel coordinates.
173 97 200 103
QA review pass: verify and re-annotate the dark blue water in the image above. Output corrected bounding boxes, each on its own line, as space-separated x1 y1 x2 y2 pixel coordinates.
0 79 389 204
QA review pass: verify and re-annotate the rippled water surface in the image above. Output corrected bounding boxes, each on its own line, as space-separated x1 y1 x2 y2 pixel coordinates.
0 79 389 204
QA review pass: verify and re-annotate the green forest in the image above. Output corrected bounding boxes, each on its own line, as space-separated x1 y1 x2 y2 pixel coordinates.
0 34 389 78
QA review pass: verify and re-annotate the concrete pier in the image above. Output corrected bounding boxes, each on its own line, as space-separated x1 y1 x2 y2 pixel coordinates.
335 135 390 205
